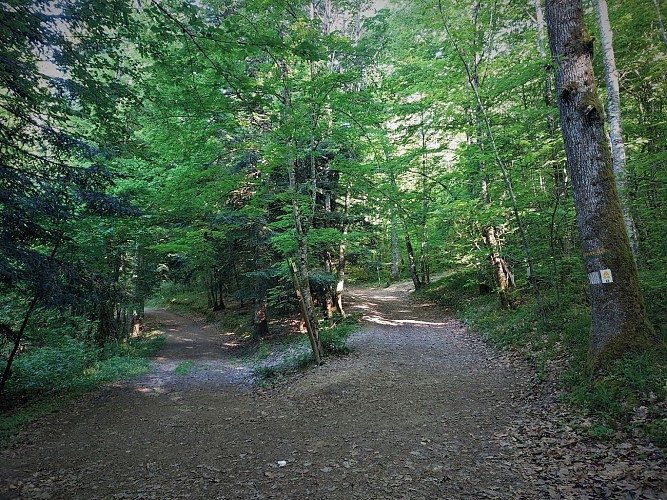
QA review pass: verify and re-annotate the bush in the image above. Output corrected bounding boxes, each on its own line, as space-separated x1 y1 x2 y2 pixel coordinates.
320 315 359 355
7 337 97 393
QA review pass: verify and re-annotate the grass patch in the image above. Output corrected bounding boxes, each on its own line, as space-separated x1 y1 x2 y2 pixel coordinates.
254 351 315 386
424 269 667 447
321 314 360 355
564 350 667 446
174 360 198 376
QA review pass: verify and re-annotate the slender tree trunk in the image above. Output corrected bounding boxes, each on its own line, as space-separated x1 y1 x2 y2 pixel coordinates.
252 295 269 341
545 0 656 360
419 111 430 285
594 0 639 261
324 251 335 320
483 227 513 308
477 104 511 304
390 209 399 281
403 222 422 291
0 295 38 394
335 183 350 317
279 53 322 359
289 258 321 364
0 240 61 394
653 0 667 50
288 158 322 356
387 152 400 282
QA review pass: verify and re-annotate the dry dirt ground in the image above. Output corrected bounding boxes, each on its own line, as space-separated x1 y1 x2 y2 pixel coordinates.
1 282 665 499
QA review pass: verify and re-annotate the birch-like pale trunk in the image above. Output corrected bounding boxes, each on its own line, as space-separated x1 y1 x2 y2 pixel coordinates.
653 0 667 50
545 0 655 359
594 0 639 260
335 183 350 317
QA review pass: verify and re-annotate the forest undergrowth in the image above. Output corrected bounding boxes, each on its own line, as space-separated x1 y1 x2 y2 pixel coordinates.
423 271 667 448
0 321 165 446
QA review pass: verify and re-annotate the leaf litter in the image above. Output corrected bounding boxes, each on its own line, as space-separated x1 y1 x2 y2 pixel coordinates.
0 282 665 499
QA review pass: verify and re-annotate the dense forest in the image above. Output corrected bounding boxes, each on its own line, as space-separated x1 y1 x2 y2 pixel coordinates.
1 0 666 444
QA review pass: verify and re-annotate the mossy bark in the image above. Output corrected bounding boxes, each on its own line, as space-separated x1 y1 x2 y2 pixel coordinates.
545 0 656 364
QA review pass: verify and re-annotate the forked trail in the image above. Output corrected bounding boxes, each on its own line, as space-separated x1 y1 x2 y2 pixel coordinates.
1 282 665 499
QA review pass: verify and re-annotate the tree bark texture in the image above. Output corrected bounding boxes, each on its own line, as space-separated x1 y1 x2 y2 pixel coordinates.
594 0 639 260
545 0 655 359
252 295 269 341
404 225 422 291
335 184 351 317
483 226 513 308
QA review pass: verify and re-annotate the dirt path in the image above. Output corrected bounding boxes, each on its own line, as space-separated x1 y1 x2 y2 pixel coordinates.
1 282 665 499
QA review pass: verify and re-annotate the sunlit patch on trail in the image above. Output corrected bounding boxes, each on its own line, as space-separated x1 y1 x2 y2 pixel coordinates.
365 315 448 328
136 386 167 395
367 294 401 301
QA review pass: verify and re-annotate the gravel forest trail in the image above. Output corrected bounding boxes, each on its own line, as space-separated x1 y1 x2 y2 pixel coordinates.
1 281 665 499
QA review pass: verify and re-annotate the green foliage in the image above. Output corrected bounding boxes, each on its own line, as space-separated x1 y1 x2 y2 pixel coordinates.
3 333 164 397
565 350 667 446
174 361 198 376
1 323 163 444
6 338 97 393
320 315 360 355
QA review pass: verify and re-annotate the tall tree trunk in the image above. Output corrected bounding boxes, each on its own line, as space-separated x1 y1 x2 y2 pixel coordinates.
403 222 422 291
1 239 61 394
279 53 322 360
594 0 639 261
534 0 565 308
419 110 430 285
287 158 322 357
545 0 656 360
390 208 399 282
653 0 667 50
386 149 400 282
335 183 350 317
252 294 269 342
439 0 545 321
477 106 511 304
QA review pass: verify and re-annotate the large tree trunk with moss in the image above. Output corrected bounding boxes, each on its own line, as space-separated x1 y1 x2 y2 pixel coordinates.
545 0 655 359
